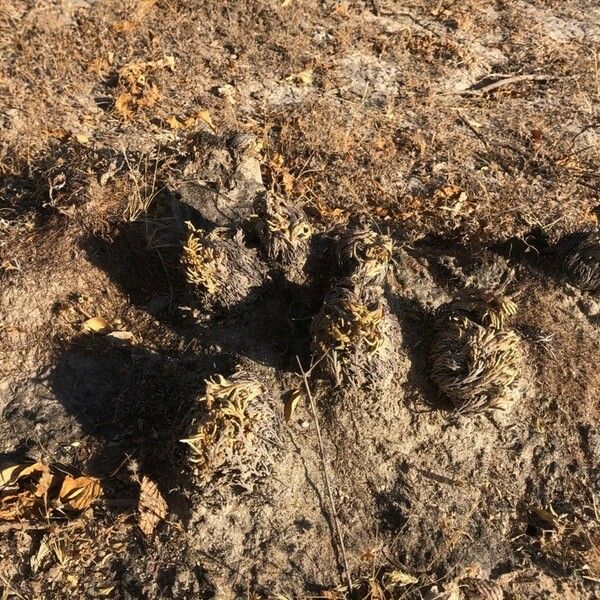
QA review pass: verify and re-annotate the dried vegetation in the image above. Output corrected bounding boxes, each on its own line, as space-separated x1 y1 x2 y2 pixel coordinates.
430 294 522 412
182 223 267 312
181 371 281 491
0 0 599 598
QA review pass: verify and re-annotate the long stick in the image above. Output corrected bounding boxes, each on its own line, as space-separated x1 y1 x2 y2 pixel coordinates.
297 356 353 592
457 74 556 96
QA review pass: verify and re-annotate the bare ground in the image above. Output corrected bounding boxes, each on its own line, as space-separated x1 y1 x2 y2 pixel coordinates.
1 1 600 598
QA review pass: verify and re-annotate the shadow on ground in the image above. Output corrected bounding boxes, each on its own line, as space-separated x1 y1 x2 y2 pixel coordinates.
80 191 324 372
49 333 236 520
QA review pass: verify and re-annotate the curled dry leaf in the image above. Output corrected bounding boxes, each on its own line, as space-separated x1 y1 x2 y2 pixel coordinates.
74 133 90 146
59 476 102 511
138 476 168 537
165 109 214 131
34 469 55 499
383 569 419 587
0 463 102 522
284 388 302 423
107 330 135 342
287 69 314 85
0 462 48 487
0 462 51 521
82 316 112 333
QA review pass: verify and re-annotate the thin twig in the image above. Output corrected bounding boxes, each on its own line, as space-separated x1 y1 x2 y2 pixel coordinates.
296 356 353 592
444 74 558 96
0 521 51 533
0 575 28 600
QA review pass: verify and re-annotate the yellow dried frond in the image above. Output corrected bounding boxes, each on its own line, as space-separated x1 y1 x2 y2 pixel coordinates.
181 226 225 296
181 223 267 310
254 194 312 275
312 285 385 357
479 294 518 329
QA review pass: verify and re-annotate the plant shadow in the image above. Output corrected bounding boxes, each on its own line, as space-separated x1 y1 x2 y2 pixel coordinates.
49 333 237 521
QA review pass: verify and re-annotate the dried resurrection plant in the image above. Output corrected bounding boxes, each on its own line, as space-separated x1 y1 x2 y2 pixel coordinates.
181 223 267 312
335 227 393 287
181 372 280 491
553 227 600 291
253 193 312 281
311 279 400 388
430 295 522 412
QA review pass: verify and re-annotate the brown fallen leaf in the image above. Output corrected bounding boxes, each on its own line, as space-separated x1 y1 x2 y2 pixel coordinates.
82 316 112 333
0 463 101 523
0 463 50 521
0 490 38 520
166 116 183 130
113 19 137 32
115 92 135 120
138 476 167 537
196 110 213 128
34 469 55 499
59 476 102 511
282 171 295 194
0 462 48 487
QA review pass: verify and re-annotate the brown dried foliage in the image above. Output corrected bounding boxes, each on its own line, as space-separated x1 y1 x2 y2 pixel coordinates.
181 372 280 491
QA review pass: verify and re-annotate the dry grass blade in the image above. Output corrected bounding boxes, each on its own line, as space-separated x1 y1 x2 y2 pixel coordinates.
138 476 168 537
297 357 352 592
455 73 557 96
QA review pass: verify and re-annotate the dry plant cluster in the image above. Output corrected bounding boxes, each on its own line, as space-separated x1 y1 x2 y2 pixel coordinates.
429 292 523 413
311 228 401 389
181 372 281 491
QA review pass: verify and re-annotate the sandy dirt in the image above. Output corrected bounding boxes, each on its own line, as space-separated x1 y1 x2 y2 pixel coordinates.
1 1 599 599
